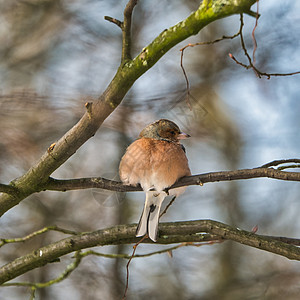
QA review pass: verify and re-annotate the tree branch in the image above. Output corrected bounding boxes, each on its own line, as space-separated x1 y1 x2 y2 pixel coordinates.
42 164 300 193
104 16 122 28
229 14 300 78
1 251 82 291
259 159 300 168
0 0 258 217
0 219 299 284
1 242 218 292
0 183 18 195
0 226 80 248
122 0 138 61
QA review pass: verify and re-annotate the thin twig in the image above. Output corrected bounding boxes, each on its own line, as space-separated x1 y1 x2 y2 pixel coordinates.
80 239 218 260
123 234 148 300
29 288 35 300
259 159 300 168
179 30 241 108
228 53 250 69
104 16 123 28
278 164 300 171
180 48 191 108
160 196 176 218
229 13 300 78
0 225 80 248
251 0 259 65
180 32 241 51
238 14 261 77
1 251 82 289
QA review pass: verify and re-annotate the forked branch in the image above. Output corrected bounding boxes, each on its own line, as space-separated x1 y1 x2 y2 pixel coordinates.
0 219 300 285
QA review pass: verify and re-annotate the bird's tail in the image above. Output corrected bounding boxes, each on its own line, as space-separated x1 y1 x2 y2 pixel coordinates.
136 191 166 242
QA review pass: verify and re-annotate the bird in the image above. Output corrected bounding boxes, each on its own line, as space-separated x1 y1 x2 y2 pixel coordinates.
119 119 191 242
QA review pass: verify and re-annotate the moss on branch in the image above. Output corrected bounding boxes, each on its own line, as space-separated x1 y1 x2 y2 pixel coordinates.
0 219 299 285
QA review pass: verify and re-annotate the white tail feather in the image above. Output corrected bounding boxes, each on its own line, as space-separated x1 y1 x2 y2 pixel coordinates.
136 191 166 242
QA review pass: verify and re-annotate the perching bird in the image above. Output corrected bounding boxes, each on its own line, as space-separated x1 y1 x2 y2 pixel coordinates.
119 119 191 242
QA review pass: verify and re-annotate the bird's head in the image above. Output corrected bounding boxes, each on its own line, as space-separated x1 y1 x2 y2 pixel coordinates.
139 119 190 142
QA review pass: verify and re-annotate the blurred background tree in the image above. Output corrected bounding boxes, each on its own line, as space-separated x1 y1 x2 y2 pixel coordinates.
0 0 299 299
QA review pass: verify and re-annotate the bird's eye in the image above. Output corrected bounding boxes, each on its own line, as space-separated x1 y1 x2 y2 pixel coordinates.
170 130 175 135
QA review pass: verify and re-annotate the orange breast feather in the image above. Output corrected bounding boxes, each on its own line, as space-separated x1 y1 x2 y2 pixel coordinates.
119 138 190 191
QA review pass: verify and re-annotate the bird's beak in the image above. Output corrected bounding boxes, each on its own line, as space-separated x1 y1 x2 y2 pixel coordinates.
177 132 191 140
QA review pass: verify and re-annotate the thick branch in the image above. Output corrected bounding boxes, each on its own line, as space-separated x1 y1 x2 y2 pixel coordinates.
0 0 257 217
0 184 18 195
43 166 300 193
0 219 299 284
